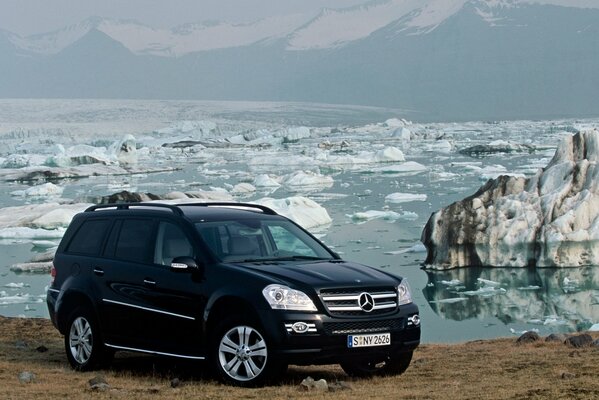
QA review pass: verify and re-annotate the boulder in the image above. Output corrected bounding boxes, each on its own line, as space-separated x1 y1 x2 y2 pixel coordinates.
517 331 540 344
18 371 36 384
422 130 599 269
565 334 593 348
545 333 567 343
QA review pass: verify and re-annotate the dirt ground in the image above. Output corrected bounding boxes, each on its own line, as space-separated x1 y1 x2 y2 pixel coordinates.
1 316 598 399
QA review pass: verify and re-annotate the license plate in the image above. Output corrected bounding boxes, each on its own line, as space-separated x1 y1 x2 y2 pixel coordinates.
347 333 391 348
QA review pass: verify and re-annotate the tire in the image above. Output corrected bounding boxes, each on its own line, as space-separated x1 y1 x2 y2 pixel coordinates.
341 351 413 378
211 316 286 387
64 306 112 371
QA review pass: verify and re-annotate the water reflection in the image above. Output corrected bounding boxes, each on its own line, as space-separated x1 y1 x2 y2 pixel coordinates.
423 267 599 332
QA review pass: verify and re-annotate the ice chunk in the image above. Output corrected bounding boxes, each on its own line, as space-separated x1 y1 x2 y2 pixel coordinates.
0 292 45 305
255 196 332 229
348 210 418 222
3 283 30 289
391 127 411 141
113 134 138 165
284 170 334 189
589 323 599 332
231 183 256 194
370 161 427 174
440 279 462 287
1 154 30 168
253 174 281 188
10 182 64 197
385 192 427 204
374 147 405 162
384 243 427 255
281 127 311 143
0 227 66 239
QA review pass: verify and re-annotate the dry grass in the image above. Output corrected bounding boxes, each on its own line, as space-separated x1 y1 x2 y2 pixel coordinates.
1 316 598 399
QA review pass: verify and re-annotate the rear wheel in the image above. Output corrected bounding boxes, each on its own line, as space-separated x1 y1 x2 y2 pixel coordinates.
64 307 112 371
341 351 413 378
211 316 286 386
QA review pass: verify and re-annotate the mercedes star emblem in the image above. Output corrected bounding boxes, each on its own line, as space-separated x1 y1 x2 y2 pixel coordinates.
358 292 375 312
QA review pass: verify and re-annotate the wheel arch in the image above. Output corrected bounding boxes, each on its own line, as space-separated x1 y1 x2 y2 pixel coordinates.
56 290 97 335
205 296 262 339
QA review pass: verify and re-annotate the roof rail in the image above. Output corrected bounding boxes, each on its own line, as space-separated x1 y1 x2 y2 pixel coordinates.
177 202 278 215
85 203 184 216
84 202 277 216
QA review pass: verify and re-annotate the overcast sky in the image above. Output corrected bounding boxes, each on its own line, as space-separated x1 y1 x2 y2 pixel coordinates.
0 0 368 36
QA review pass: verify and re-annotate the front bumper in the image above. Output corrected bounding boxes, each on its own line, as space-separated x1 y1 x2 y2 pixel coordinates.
258 303 421 365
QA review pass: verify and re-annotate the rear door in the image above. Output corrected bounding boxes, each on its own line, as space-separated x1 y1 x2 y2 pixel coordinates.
100 217 205 357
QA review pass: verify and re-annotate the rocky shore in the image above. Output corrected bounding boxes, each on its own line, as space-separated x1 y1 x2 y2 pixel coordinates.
1 316 598 399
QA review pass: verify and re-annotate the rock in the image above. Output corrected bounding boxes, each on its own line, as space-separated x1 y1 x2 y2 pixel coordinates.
299 376 328 392
565 334 594 348
545 333 567 343
328 381 352 392
517 331 540 344
560 371 576 379
88 376 109 391
18 371 36 383
15 340 27 349
422 130 599 269
592 339 599 347
170 378 181 388
35 345 48 353
100 190 161 204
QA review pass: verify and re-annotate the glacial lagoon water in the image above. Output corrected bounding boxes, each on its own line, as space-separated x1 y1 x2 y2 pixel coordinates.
0 99 598 343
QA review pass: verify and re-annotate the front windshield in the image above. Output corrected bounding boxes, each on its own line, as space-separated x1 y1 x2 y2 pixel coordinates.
195 219 333 262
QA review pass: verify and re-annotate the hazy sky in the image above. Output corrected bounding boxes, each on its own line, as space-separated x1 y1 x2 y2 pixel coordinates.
0 0 368 36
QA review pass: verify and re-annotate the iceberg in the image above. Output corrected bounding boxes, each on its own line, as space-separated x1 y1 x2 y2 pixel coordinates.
385 192 427 204
422 130 599 269
10 182 64 197
254 196 332 229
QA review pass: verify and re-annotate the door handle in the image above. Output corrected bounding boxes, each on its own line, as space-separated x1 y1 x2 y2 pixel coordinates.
143 279 156 286
93 268 104 276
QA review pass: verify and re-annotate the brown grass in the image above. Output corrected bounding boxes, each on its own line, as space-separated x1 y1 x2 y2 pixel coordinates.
1 316 598 399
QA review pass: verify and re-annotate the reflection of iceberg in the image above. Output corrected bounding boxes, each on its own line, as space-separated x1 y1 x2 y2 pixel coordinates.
423 267 599 332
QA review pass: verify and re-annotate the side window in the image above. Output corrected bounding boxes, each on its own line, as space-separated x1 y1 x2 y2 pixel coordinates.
154 222 194 266
114 219 155 264
267 225 317 257
66 219 110 256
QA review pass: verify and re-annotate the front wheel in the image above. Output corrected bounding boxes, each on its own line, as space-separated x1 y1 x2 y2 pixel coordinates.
64 307 111 371
211 317 286 386
341 351 413 378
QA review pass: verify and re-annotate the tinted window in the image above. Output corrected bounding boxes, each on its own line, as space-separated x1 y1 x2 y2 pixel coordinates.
114 219 155 263
66 219 110 256
154 222 194 266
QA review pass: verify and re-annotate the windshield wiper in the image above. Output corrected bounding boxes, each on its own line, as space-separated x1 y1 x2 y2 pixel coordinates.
234 255 330 263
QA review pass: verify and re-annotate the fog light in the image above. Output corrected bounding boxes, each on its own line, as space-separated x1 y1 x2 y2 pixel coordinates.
284 322 317 334
408 314 421 326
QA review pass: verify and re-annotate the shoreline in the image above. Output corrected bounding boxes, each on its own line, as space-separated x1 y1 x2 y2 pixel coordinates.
1 316 598 399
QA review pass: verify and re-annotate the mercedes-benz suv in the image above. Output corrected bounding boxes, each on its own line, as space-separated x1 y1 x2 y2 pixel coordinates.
47 202 420 386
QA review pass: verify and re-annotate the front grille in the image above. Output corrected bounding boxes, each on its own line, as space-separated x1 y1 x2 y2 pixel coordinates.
323 319 404 335
319 287 398 316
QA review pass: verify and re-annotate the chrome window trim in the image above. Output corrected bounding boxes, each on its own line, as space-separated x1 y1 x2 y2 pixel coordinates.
104 343 205 360
102 298 195 321
47 288 61 294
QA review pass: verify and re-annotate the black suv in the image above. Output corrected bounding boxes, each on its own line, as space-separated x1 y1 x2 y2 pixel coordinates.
47 202 420 386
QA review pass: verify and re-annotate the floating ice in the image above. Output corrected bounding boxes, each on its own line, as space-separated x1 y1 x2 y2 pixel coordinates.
423 130 599 269
253 174 282 188
440 279 462 287
348 210 418 222
373 147 405 162
0 227 66 239
281 126 311 143
10 262 53 274
369 161 427 174
1 154 31 168
112 134 138 165
284 170 334 189
385 192 427 204
384 242 426 255
155 120 217 137
0 203 89 230
3 283 30 289
517 285 541 291
255 196 332 229
589 323 599 332
10 182 64 197
0 292 46 305
477 278 501 287
231 183 256 194
429 297 468 304
45 144 113 167
509 328 540 335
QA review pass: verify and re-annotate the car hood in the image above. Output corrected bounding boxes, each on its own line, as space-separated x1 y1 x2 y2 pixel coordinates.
230 260 400 290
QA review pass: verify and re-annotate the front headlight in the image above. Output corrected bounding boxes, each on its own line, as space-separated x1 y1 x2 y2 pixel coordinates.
398 279 413 305
262 284 317 311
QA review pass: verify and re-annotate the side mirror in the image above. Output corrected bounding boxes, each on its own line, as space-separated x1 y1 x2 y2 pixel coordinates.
171 256 203 275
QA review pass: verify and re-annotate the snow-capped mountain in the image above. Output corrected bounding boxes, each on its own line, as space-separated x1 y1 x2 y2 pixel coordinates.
8 14 308 57
1 0 599 121
6 0 599 56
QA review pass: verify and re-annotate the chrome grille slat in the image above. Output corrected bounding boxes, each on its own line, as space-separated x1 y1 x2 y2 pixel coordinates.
320 287 398 316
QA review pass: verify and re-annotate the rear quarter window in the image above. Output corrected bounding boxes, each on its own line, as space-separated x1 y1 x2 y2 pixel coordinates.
114 218 155 263
66 219 111 256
